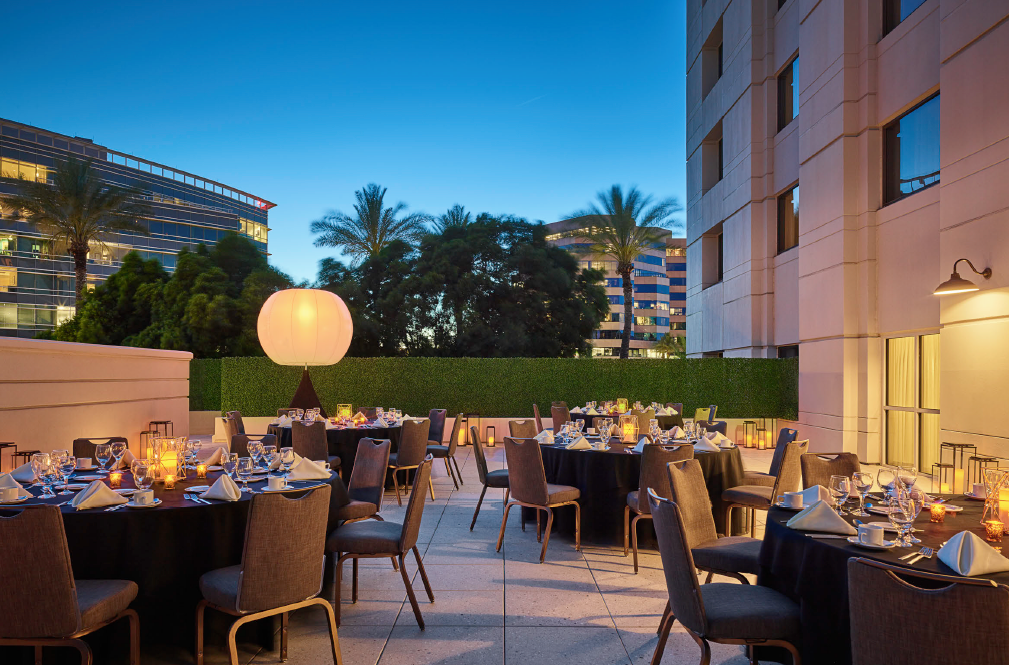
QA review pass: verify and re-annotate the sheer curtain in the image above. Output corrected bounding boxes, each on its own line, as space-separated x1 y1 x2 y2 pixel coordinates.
886 337 915 466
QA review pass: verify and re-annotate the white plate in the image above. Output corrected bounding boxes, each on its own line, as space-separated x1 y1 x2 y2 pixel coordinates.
113 489 135 496
774 501 806 511
866 505 899 515
864 521 919 533
74 475 105 481
846 536 896 550
186 485 210 493
964 491 985 501
0 495 30 504
59 484 88 491
126 499 162 509
207 465 223 471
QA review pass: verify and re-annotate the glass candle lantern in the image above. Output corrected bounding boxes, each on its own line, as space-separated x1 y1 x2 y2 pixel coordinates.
930 504 946 523
196 463 208 479
109 471 123 488
619 415 638 443
337 404 353 418
486 426 496 447
743 421 756 448
617 398 628 414
986 520 1005 543
756 426 767 450
164 474 176 489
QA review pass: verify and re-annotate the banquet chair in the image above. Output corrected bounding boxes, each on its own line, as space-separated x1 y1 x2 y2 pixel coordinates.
328 457 435 629
496 436 581 563
226 412 270 439
509 419 538 439
550 405 569 433
648 490 802 665
469 425 510 530
665 402 684 416
699 420 728 436
72 436 129 462
693 407 711 422
742 428 798 486
427 412 464 489
533 403 547 432
800 452 860 489
230 434 278 460
291 420 342 472
277 408 297 418
196 487 340 665
722 440 807 537
427 409 447 446
336 438 391 524
551 401 568 411
624 444 694 572
847 558 1009 665
632 408 656 434
388 418 434 505
360 407 378 420
0 505 140 665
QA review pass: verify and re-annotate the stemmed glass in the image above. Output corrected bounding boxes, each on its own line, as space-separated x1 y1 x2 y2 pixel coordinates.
280 447 296 475
40 458 60 497
263 445 278 476
135 461 154 491
94 443 112 475
829 475 851 515
906 487 926 544
876 467 897 496
898 465 918 491
851 472 873 517
236 457 254 492
56 455 76 495
110 440 127 471
248 440 265 470
30 452 50 487
130 458 144 484
222 451 237 479
887 485 914 547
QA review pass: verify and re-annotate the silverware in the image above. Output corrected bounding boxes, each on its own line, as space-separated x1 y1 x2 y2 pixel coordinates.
908 547 935 565
809 534 849 539
899 551 918 560
104 504 126 512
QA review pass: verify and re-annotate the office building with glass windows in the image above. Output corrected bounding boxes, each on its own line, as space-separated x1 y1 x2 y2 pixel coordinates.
0 117 273 337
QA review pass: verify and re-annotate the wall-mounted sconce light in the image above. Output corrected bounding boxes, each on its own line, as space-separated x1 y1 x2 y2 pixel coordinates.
934 258 992 296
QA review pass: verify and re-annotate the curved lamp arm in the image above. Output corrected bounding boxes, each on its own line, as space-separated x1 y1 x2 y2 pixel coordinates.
953 258 992 280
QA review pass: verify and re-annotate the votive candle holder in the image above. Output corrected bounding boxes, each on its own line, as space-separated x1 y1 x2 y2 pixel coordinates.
164 474 177 490
985 520 1004 543
109 471 123 489
930 504 946 523
196 464 208 479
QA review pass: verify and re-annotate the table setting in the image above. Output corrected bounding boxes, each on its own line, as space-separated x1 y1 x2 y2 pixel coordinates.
569 399 686 430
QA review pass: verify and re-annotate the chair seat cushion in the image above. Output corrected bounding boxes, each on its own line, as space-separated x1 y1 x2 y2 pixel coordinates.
692 536 762 575
627 490 642 514
742 471 776 487
336 499 379 521
426 445 450 458
327 519 402 554
547 483 580 504
329 455 342 469
721 485 774 508
199 565 241 612
76 579 139 631
486 469 509 488
699 583 800 640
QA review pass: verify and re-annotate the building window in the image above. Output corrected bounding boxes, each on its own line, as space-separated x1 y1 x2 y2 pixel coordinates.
718 137 724 181
777 185 799 253
0 303 14 329
608 313 621 322
702 122 724 193
777 344 799 358
716 232 724 283
667 262 686 271
666 246 685 257
0 266 15 293
777 57 799 132
884 334 940 470
883 0 928 36
884 94 940 205
702 19 724 99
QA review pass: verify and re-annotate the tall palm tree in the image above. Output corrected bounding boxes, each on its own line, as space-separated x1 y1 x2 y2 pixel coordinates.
432 204 471 233
571 185 682 359
1 158 150 304
311 184 431 263
654 333 686 359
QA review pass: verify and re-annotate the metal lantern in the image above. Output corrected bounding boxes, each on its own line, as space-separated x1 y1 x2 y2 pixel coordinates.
617 398 629 414
336 404 353 418
743 421 757 448
619 414 638 443
486 425 496 447
755 423 767 450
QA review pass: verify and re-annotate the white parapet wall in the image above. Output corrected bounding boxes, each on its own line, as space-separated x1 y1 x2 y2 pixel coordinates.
0 337 191 467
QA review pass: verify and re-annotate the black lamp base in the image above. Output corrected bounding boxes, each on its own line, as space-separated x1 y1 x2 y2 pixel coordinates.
289 367 328 418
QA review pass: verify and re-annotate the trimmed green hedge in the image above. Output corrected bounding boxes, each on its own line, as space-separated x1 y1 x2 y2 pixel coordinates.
204 357 797 420
189 358 222 411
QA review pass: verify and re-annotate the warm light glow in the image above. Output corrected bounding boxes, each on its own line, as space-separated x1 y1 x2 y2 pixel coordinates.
940 482 950 494
257 289 353 366
352 412 368 425
954 469 965 496
109 471 123 488
1000 488 1009 526
337 404 353 418
146 441 178 482
458 429 466 445
196 464 208 479
930 504 945 523
617 398 628 414
986 520 1005 543
164 474 176 489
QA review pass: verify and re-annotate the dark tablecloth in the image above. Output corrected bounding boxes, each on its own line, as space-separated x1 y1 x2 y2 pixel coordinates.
570 412 685 430
758 496 1009 665
532 442 744 547
268 423 401 480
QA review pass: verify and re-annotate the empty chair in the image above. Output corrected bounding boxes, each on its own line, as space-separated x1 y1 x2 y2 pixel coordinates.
496 436 581 563
469 425 509 530
722 440 808 537
648 490 802 665
550 401 568 411
230 434 279 460
550 405 569 433
632 408 655 434
291 420 341 471
0 506 140 664
336 438 391 523
427 412 464 489
848 557 1009 665
359 407 377 419
388 419 434 505
509 419 538 439
328 457 435 628
708 404 718 420
196 487 339 665
427 409 447 445
624 444 694 572
226 411 269 438
72 436 129 462
665 402 683 415
700 420 728 436
692 407 710 422
801 452 861 489
533 403 546 432
743 428 798 486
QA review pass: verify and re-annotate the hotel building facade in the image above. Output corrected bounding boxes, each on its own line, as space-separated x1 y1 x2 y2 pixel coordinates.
0 118 273 337
685 0 1009 467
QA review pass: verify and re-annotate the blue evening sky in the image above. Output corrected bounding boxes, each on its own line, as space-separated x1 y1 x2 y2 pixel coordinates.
4 1 686 283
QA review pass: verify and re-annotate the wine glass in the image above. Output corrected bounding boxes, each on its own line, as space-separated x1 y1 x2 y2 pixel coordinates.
31 452 50 487
851 472 873 517
236 457 253 492
887 486 913 547
280 447 296 475
222 451 237 479
94 443 112 475
906 487 926 544
40 458 60 497
876 467 896 496
829 475 851 515
135 461 154 491
262 445 277 474
110 440 127 470
130 458 144 484
248 440 264 469
898 465 918 491
57 456 77 495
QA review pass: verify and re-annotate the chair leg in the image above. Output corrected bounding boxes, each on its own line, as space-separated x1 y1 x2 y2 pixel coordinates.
504 488 510 503
444 457 459 490
392 468 403 506
73 639 93 665
536 509 542 542
334 555 348 625
724 505 733 537
631 514 641 573
352 557 359 603
657 601 671 635
471 484 488 530
195 599 207 665
539 507 555 563
750 508 756 539
573 501 581 551
125 609 139 665
399 552 426 629
496 502 514 552
281 611 289 661
704 571 714 584
310 597 344 665
650 608 675 665
428 475 436 501
686 628 712 665
413 546 435 601
391 556 399 571
34 645 42 665
623 504 631 557
227 617 242 665
784 640 803 665
452 456 464 484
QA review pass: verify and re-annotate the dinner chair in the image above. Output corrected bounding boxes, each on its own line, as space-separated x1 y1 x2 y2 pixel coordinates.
648 490 802 665
496 436 581 563
427 409 447 446
665 402 683 416
847 558 1009 665
533 403 547 432
230 434 278 460
632 408 655 434
692 407 710 422
276 408 297 418
328 456 435 628
291 420 342 472
699 421 728 436
360 407 378 419
388 418 434 505
742 428 798 486
800 452 860 489
551 401 568 411
72 436 129 462
550 405 569 433
469 425 510 529
427 412 464 489
196 487 339 665
0 506 140 665
624 444 694 572
708 405 717 419
336 438 391 523
722 440 807 537
226 411 270 438
508 419 538 439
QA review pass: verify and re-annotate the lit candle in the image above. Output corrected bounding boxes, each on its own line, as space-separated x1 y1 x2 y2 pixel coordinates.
196 464 208 479
109 471 123 488
954 469 965 496
940 482 950 494
164 474 176 489
1000 489 1009 526
986 520 1005 543
930 504 945 523
758 437 766 451
765 431 773 449
745 433 753 448
459 428 466 446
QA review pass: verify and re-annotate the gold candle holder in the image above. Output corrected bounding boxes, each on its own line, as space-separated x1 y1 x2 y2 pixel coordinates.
109 471 123 488
164 474 176 489
930 504 946 523
985 520 1004 543
196 464 208 479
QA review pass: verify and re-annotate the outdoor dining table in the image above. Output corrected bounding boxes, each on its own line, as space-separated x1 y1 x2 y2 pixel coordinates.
267 421 402 480
570 411 686 430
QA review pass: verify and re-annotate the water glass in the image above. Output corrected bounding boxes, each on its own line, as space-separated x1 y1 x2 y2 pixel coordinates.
876 467 896 495
248 440 264 469
263 445 278 475
898 465 918 490
57 456 77 495
110 440 127 469
280 447 296 475
851 471 873 517
31 452 50 487
40 459 60 497
829 475 851 515
95 443 112 474
222 451 237 479
237 457 254 492
135 461 154 491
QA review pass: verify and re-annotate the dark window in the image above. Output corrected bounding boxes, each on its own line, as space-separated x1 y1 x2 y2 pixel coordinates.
884 94 940 205
778 57 799 132
670 292 687 301
717 42 723 78
609 313 621 322
777 344 799 358
777 185 799 253
716 233 724 283
717 138 724 181
607 295 624 305
883 0 928 36
667 262 686 272
605 278 622 287
670 277 687 286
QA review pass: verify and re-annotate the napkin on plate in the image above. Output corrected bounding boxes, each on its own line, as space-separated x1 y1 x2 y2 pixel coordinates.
72 480 128 510
669 426 687 440
0 473 29 498
287 457 331 481
786 500 856 535
586 407 599 416
570 406 583 414
693 438 720 453
198 447 223 466
201 474 242 501
115 448 137 469
801 485 833 506
706 431 734 447
632 437 649 454
534 430 554 445
565 436 591 450
10 462 35 483
938 531 1009 576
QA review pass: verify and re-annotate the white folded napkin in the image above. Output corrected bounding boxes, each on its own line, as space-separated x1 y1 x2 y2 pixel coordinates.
72 480 128 510
269 451 304 470
669 426 687 440
565 436 591 450
786 500 856 535
402 413 411 419
668 407 679 416
656 407 669 416
693 438 720 453
633 437 649 454
534 430 554 445
801 485 834 507
325 420 339 429
353 410 368 420
287 457 331 481
11 462 35 483
115 449 137 469
706 431 734 447
275 415 292 427
570 406 583 414
586 407 599 416
201 474 242 501
198 447 223 466
0 473 29 498
938 531 1009 576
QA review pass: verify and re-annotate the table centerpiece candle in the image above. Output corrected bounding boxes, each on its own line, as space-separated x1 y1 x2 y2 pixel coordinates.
109 471 123 488
930 504 946 523
196 463 208 479
986 520 1004 543
164 474 176 489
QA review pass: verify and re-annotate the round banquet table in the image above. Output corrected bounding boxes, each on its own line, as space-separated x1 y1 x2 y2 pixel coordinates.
570 412 685 430
0 467 349 664
532 441 744 547
268 422 401 480
758 496 1009 665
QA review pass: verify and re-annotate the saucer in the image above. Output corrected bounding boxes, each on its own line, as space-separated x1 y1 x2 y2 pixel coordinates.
774 501 805 511
126 499 162 509
262 484 294 492
846 536 895 550
0 495 29 504
964 491 986 501
113 489 135 496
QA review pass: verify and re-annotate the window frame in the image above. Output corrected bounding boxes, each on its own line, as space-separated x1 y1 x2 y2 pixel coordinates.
882 93 940 206
883 332 941 469
776 183 799 254
777 55 799 133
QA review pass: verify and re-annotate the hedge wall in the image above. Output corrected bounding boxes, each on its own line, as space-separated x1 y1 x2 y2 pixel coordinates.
189 358 222 411
205 356 798 420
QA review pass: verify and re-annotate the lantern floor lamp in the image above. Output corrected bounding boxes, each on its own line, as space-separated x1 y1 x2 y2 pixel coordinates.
257 289 354 418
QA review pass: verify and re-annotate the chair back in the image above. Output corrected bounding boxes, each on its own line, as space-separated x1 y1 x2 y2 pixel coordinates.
636 444 693 515
693 407 710 422
442 413 462 454
395 419 431 467
360 407 378 419
667 459 719 544
550 405 569 433
632 408 655 434
771 440 808 495
648 491 708 636
509 419 538 439
801 452 861 489
277 408 298 418
0 506 81 637
72 436 128 461
502 436 549 505
708 405 717 420
533 404 545 433
469 426 490 485
769 428 799 475
551 401 568 411
237 486 331 613
665 402 684 416
226 411 246 434
231 434 278 459
348 438 391 505
701 421 727 435
399 456 434 551
291 421 329 461
224 416 241 442
428 409 447 444
847 558 1009 665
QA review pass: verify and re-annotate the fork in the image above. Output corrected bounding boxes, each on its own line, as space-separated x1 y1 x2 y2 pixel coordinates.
907 547 934 564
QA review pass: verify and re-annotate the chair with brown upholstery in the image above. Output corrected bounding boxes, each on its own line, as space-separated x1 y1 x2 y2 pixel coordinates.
665 402 684 416
327 457 435 629
277 408 298 418
533 404 547 432
427 413 464 489
427 409 447 446
226 410 270 437
0 505 140 664
801 452 861 489
847 557 1009 665
469 425 509 530
496 436 581 563
336 438 391 524
624 444 694 572
230 434 279 460
550 401 568 411
291 421 342 472
742 428 799 486
550 405 569 433
632 408 656 434
72 437 129 463
508 419 538 439
196 487 338 665
360 407 378 420
699 420 728 436
648 490 802 665
722 440 808 537
388 419 434 505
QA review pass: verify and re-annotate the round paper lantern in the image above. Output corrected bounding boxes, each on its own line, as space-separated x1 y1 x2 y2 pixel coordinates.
257 289 353 366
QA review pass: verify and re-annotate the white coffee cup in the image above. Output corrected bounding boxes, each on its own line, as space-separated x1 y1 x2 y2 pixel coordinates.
268 476 287 491
857 523 885 546
782 491 804 509
76 458 93 470
974 483 986 498
0 486 19 502
133 490 154 506
587 428 597 436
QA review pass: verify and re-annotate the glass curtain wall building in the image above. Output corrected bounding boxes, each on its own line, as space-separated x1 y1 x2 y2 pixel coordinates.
0 117 274 337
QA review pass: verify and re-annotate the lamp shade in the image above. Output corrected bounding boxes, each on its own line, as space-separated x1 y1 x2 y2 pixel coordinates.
257 289 353 366
934 272 979 296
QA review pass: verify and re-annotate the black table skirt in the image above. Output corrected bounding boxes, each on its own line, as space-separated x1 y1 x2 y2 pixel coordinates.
529 443 744 547
268 424 401 480
570 412 686 430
